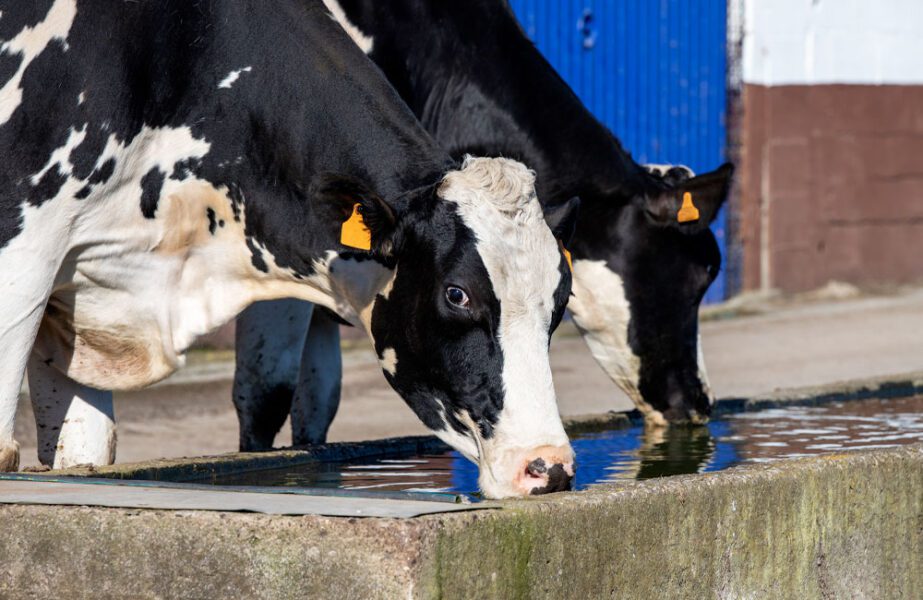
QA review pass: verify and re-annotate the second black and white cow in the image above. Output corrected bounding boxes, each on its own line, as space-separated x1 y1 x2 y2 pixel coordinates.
233 0 734 451
0 0 578 498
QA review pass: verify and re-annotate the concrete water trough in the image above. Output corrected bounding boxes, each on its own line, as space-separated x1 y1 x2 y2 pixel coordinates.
1 373 922 599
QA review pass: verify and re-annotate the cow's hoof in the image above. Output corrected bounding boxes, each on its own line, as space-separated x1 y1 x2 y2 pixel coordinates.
0 440 20 472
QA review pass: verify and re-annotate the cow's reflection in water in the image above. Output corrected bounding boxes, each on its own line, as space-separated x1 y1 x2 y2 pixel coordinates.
612 425 717 481
211 428 721 495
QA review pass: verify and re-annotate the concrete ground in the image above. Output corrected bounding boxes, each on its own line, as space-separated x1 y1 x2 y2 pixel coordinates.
14 285 923 467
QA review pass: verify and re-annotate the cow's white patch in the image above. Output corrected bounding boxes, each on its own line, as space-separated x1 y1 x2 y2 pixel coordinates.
307 251 395 333
322 0 374 54
0 0 78 125
379 347 397 376
439 156 571 495
217 66 252 89
696 333 715 408
77 91 85 105
566 258 666 426
643 163 695 178
433 408 479 462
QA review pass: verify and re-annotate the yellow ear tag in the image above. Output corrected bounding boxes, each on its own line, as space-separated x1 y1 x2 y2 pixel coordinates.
559 240 573 272
677 191 700 223
340 203 372 250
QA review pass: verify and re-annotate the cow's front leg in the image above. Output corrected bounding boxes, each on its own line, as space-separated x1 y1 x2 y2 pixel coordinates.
0 266 58 471
27 352 116 468
233 299 313 451
291 308 342 446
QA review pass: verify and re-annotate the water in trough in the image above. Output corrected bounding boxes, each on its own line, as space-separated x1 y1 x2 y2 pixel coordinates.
206 395 923 500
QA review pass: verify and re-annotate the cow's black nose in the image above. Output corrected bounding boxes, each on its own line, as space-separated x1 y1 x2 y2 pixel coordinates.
528 460 573 495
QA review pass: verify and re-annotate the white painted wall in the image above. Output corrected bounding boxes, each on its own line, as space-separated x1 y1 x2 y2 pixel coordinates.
742 0 923 86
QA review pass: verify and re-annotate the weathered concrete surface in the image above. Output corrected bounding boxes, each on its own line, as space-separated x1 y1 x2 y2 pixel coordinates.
1 445 920 599
0 504 429 599
427 445 923 599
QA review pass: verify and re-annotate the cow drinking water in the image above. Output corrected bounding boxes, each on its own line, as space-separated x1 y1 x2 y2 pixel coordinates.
0 0 577 498
232 0 734 451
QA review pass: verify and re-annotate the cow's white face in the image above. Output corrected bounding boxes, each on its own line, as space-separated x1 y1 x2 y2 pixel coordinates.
344 157 576 498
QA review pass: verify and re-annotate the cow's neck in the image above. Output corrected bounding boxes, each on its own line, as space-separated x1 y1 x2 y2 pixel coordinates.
168 0 452 316
347 0 650 210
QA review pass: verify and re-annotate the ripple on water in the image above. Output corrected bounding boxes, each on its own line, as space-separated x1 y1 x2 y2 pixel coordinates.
208 395 923 499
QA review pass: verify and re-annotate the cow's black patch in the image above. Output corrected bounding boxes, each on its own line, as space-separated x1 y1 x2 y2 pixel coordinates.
87 158 115 186
69 126 110 181
528 463 572 495
226 182 243 222
139 168 165 219
74 185 91 199
27 167 66 206
206 207 217 234
170 158 200 181
246 238 268 273
0 53 22 88
0 0 55 39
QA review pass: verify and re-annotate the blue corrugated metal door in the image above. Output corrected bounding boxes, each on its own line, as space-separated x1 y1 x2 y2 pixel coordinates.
508 0 729 302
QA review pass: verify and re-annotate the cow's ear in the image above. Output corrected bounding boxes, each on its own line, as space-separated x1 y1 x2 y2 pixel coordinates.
542 196 581 247
645 163 734 229
312 174 398 255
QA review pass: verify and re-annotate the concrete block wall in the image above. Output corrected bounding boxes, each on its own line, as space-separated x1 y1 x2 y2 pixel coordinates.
735 0 923 292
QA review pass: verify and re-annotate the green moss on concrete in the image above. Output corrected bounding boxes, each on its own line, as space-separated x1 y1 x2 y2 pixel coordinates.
424 445 923 599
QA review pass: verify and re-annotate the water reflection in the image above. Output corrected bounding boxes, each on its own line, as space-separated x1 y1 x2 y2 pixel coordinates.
632 424 717 479
208 396 923 498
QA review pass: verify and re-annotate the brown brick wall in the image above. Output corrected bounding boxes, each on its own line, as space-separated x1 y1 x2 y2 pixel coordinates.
739 84 923 292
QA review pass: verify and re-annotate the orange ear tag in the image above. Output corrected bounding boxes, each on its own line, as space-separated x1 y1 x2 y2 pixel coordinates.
559 240 573 272
677 192 700 223
340 203 372 250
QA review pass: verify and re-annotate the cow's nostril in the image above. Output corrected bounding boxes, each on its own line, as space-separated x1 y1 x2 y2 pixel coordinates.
526 457 548 477
528 462 573 495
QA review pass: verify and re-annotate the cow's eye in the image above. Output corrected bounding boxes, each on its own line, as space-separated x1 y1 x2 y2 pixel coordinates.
445 286 470 308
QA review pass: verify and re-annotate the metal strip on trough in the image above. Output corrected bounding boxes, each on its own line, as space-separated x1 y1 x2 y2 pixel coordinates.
0 477 490 518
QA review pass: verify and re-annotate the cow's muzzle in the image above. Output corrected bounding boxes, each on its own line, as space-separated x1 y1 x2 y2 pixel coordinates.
514 445 575 496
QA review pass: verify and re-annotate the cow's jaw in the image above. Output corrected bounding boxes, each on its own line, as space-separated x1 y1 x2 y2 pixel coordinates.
566 258 668 426
567 258 715 427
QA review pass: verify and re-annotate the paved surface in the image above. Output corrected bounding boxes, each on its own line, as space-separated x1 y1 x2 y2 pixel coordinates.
14 287 923 467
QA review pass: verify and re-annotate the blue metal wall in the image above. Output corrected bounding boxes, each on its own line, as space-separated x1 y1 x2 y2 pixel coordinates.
508 0 729 302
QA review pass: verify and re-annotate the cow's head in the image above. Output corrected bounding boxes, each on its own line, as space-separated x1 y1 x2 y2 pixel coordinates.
320 156 578 498
567 163 733 426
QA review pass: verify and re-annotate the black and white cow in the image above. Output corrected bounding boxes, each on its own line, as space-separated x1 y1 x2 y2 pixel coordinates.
233 0 734 451
0 0 579 498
